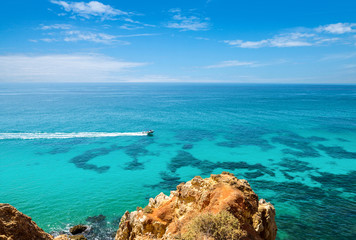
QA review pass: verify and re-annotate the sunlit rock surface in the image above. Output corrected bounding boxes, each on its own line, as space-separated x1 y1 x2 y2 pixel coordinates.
0 203 53 240
115 172 277 240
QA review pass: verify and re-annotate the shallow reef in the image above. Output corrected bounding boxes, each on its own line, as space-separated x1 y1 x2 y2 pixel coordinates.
69 145 121 173
217 125 275 151
317 144 356 159
148 150 276 190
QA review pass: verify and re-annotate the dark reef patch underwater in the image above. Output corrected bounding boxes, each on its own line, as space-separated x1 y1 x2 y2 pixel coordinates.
70 145 118 173
0 83 356 240
217 125 275 151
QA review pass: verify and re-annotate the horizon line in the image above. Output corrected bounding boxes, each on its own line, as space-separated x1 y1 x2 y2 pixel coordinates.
0 81 355 85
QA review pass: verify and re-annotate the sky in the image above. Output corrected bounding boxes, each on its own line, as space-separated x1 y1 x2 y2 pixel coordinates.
0 0 355 83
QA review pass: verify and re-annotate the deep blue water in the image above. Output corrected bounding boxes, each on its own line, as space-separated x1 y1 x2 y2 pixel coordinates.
0 83 355 239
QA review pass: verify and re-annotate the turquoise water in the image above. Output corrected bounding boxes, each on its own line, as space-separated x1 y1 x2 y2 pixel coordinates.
0 83 355 239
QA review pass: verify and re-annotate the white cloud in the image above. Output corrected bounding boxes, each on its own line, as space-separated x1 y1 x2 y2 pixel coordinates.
195 37 209 40
41 38 59 42
316 23 356 34
0 54 148 82
123 18 155 27
224 40 265 48
203 59 287 68
50 0 128 20
224 32 315 48
314 37 340 44
118 23 155 30
119 24 143 30
167 8 209 31
63 30 127 44
50 1 153 28
204 60 255 68
33 30 156 44
115 33 158 38
30 38 59 42
269 33 315 47
40 24 72 30
224 23 356 49
63 31 155 43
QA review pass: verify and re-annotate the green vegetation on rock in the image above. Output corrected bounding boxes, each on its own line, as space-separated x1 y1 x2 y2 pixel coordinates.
181 211 246 240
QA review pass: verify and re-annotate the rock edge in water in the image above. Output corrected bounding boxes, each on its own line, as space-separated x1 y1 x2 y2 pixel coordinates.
0 203 53 240
115 172 277 240
0 204 86 240
0 172 277 240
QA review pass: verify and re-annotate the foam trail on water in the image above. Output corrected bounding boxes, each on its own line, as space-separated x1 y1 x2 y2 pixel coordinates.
0 132 148 140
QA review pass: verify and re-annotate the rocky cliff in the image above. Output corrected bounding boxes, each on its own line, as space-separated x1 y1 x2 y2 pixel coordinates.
0 172 277 240
0 203 53 240
115 172 277 240
0 204 87 240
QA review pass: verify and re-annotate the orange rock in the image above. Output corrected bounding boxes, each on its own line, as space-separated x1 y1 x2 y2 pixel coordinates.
0 203 53 240
115 172 277 240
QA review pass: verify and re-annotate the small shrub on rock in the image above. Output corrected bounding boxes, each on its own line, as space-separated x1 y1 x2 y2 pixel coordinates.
181 210 246 240
143 206 153 214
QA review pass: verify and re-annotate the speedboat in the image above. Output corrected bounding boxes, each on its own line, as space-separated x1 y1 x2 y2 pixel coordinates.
146 130 154 136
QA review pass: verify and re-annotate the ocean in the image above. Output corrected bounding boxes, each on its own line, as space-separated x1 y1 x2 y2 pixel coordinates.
0 83 355 239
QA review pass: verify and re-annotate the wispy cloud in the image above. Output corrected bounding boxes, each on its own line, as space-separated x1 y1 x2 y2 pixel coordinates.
0 54 148 82
166 8 209 31
63 30 127 44
320 52 356 61
204 60 255 68
116 33 158 38
224 32 315 48
195 37 210 40
29 38 59 43
35 26 156 44
63 31 156 43
203 59 287 69
123 18 155 27
40 24 72 30
224 23 356 48
343 63 356 69
316 23 356 34
50 0 128 20
119 24 143 30
50 1 154 29
40 38 59 42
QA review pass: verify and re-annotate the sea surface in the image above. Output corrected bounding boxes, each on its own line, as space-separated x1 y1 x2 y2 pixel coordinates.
0 83 355 239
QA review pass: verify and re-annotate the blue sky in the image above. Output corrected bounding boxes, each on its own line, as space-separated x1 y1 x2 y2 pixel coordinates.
0 0 355 83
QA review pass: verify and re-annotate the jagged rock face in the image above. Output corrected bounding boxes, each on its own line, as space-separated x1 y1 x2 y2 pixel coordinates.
115 172 277 240
0 203 53 240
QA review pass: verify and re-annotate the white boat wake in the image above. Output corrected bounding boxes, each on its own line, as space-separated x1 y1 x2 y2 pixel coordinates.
0 132 148 140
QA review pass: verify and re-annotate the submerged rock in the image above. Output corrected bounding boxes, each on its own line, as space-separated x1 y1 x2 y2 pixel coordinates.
69 225 88 235
86 214 106 224
0 203 53 240
115 172 277 240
